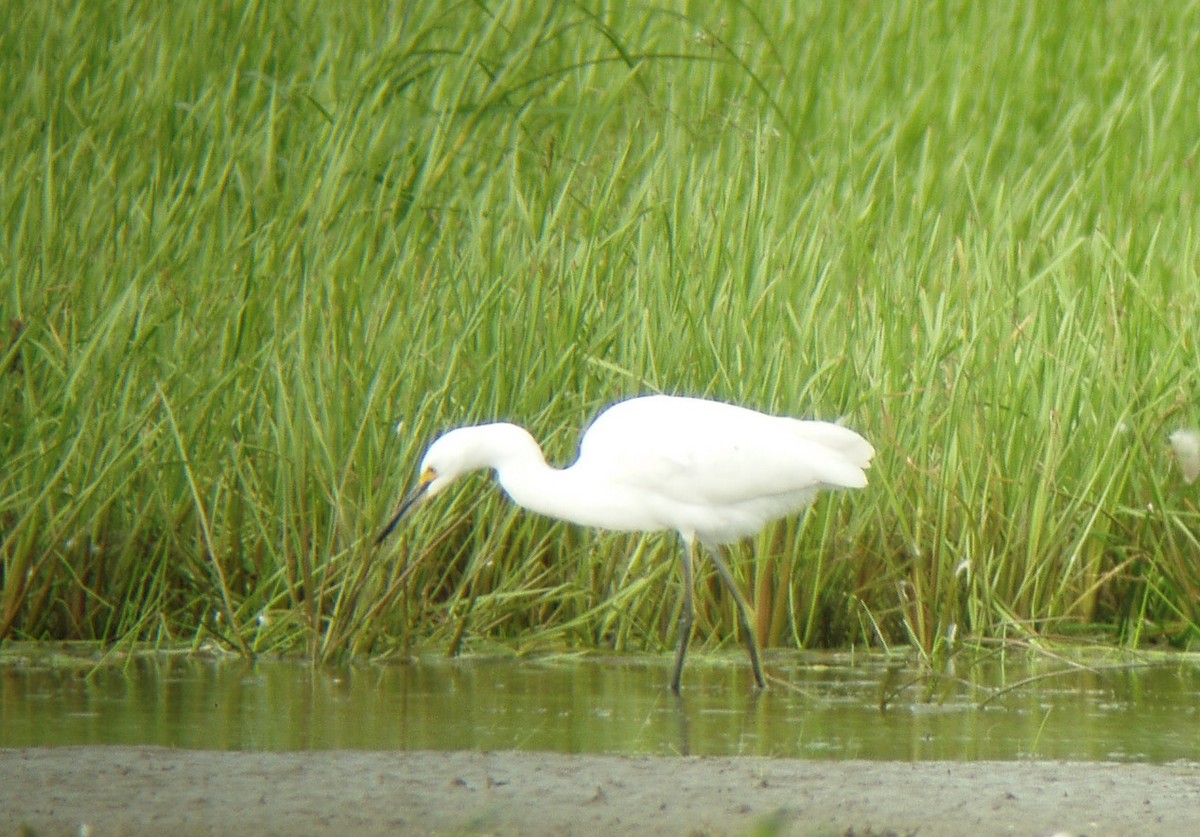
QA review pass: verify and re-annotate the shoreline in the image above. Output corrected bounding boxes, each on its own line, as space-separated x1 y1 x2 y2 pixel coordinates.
4 746 1198 836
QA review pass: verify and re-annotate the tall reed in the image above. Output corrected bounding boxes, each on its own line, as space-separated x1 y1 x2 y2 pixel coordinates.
3 1 1200 660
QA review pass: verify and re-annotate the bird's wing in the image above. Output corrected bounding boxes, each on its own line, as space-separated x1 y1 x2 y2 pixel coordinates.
578 396 872 508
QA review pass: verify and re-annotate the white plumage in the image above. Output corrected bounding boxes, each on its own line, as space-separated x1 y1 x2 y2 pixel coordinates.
376 394 874 692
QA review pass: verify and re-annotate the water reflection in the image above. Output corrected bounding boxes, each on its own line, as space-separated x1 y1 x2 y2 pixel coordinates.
2 647 1198 761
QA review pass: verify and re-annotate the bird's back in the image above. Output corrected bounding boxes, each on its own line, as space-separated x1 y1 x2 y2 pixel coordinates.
576 395 873 543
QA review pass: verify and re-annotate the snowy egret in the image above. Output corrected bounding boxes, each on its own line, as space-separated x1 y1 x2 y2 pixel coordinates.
375 394 874 692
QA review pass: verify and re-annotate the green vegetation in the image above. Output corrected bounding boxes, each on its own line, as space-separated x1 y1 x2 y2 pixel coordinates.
4 1 1200 663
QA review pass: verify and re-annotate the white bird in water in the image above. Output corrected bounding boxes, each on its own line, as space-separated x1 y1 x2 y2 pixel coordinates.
375 394 874 692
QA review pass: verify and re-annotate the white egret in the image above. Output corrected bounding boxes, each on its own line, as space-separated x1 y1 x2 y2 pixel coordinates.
1169 428 1200 484
375 394 874 692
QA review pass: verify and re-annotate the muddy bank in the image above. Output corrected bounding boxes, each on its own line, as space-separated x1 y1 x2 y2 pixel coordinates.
3 746 1197 836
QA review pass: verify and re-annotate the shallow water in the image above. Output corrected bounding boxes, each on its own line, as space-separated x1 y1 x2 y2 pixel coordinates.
3 646 1198 761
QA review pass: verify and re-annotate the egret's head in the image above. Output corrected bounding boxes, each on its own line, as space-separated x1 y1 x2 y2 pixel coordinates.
374 423 537 546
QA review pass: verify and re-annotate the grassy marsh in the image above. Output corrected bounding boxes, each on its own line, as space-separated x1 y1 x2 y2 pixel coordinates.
3 1 1200 662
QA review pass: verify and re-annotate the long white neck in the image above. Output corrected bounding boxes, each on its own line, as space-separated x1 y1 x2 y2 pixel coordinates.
465 426 661 533
494 458 666 534
429 423 668 534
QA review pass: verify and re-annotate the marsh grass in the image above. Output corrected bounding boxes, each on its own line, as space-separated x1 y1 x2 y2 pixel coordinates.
4 1 1200 662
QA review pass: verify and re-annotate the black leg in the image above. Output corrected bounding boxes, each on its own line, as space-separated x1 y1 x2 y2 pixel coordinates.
670 540 696 694
702 543 766 689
